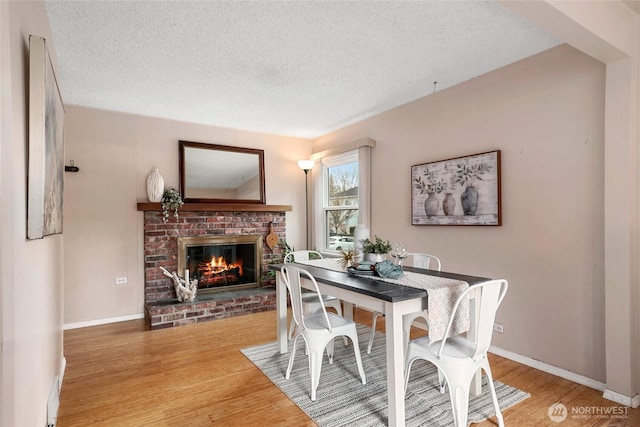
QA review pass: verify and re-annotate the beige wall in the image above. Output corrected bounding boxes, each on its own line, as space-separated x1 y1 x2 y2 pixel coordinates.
63 106 311 325
501 0 639 404
1 1 64 426
3 2 634 418
314 44 607 381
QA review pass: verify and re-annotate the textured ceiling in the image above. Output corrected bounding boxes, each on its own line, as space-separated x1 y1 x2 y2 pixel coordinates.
46 1 560 139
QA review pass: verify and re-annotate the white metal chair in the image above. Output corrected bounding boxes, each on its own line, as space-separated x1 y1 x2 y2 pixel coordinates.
367 253 442 354
404 279 508 427
284 251 344 341
282 265 367 401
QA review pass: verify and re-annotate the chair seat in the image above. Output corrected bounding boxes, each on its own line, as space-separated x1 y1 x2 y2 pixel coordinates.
292 292 344 344
303 312 354 331
301 293 338 303
410 335 478 360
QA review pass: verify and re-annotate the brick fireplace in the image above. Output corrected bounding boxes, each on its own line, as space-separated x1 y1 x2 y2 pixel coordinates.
138 203 291 329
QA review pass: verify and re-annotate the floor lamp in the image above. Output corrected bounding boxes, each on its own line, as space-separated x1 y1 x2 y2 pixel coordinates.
298 159 315 249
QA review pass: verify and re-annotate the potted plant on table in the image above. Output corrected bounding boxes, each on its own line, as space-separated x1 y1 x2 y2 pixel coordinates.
361 235 392 263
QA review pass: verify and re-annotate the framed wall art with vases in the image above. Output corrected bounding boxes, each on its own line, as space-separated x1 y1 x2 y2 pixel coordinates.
411 150 501 226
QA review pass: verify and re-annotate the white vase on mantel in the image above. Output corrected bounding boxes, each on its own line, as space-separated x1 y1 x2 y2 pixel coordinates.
353 224 370 262
146 168 164 203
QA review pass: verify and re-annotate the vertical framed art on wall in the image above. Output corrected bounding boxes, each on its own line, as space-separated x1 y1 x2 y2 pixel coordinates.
27 35 64 239
411 150 501 226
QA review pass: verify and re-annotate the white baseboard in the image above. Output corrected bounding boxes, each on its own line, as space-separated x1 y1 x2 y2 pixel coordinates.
489 345 606 392
46 356 67 427
58 357 66 392
63 313 144 330
492 346 640 407
47 376 60 427
603 389 640 408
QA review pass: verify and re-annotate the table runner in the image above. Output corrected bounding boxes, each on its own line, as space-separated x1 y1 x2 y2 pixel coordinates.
293 258 470 341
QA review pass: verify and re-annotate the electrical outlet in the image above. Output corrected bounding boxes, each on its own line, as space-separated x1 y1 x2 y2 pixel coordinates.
115 277 127 284
493 322 504 333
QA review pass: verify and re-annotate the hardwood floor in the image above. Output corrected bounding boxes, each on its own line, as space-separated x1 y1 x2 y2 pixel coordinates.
58 308 639 426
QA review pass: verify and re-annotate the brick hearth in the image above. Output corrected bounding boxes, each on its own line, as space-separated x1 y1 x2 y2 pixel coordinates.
144 287 277 330
139 205 290 329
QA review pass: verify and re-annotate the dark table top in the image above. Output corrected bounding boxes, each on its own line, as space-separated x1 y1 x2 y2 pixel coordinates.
269 263 490 303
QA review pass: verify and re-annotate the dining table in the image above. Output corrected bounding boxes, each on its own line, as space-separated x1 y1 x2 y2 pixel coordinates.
271 260 491 427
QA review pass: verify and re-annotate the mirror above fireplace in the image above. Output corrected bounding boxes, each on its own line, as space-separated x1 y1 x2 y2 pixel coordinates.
179 140 266 204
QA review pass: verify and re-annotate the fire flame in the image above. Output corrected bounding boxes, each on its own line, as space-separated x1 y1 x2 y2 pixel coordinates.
205 256 243 276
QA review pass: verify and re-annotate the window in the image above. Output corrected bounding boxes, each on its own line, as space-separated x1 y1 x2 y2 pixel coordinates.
322 151 359 252
312 140 373 253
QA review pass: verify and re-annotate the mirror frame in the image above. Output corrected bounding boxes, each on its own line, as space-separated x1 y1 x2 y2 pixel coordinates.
179 140 266 204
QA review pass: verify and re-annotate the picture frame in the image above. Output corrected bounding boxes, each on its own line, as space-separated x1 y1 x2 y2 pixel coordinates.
411 150 501 226
179 140 266 204
27 35 65 239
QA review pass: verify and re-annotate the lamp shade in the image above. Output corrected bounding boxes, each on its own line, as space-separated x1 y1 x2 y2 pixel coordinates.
298 159 315 171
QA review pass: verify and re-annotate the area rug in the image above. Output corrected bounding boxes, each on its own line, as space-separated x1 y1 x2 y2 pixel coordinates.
241 324 529 426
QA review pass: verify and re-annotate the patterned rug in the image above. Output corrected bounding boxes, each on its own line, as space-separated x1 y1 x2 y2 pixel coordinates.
241 324 529 426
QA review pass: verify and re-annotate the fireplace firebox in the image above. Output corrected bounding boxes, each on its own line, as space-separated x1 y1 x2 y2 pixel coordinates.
177 235 262 293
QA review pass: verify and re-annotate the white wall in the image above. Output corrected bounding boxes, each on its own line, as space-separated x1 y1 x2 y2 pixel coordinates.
1 1 64 426
63 106 311 324
313 44 607 381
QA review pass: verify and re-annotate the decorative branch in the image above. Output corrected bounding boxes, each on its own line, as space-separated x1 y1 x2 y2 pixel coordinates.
160 266 198 302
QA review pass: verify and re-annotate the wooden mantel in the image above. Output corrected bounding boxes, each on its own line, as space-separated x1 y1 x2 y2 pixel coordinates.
137 202 292 212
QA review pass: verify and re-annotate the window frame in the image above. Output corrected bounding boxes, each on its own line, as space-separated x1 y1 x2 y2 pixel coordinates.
322 151 359 253
312 144 372 255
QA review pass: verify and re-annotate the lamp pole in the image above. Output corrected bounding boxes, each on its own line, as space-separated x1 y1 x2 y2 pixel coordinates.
303 168 310 249
298 160 315 249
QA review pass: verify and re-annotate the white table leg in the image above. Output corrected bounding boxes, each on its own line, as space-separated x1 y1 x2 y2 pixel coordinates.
385 301 406 427
343 301 354 321
276 271 288 354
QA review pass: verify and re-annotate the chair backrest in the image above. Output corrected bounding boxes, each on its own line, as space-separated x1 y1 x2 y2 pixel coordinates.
406 253 441 271
281 265 332 333
283 250 324 263
437 279 508 359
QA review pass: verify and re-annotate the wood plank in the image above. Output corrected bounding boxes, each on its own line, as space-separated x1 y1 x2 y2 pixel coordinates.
57 309 640 427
